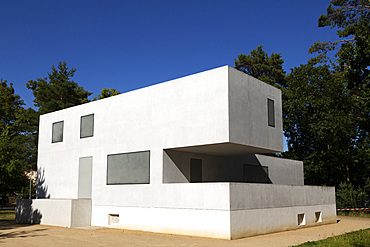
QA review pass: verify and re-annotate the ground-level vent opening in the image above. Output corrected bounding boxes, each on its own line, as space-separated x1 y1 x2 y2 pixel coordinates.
109 214 119 225
315 211 322 223
297 213 305 226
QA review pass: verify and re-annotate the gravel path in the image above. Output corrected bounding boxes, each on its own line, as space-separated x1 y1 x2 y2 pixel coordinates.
1 216 369 247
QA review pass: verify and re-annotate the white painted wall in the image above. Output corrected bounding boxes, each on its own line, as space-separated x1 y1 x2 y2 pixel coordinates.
16 199 91 228
30 65 336 239
37 66 230 198
230 204 337 239
228 67 283 152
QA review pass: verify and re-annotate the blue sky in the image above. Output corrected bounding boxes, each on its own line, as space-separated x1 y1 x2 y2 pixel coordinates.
1 0 338 108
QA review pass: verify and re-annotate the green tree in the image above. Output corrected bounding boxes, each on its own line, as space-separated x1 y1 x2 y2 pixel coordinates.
27 61 92 115
233 2 369 188
234 46 286 87
93 88 120 101
310 0 370 186
0 80 37 197
336 182 369 208
282 64 355 186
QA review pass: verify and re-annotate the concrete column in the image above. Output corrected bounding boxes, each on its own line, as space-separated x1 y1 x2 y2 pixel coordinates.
150 149 163 185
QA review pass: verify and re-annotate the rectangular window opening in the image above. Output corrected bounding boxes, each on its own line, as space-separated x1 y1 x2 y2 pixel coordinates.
109 214 119 225
107 151 150 185
298 213 305 226
267 98 275 127
80 114 94 138
315 211 322 223
52 121 64 143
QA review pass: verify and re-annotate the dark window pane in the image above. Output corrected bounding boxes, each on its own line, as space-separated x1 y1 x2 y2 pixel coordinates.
52 121 64 143
267 98 275 127
80 114 94 138
107 151 150 184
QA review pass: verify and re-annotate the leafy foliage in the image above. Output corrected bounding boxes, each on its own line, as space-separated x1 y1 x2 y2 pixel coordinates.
234 46 286 87
27 61 92 115
311 0 370 187
0 80 37 195
93 88 120 101
336 181 369 209
234 1 370 187
282 64 358 186
310 1 370 143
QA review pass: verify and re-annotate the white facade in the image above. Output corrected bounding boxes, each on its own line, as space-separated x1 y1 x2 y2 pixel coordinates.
16 66 336 239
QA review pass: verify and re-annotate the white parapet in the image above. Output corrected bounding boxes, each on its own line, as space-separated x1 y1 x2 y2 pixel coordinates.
89 183 336 239
16 198 91 228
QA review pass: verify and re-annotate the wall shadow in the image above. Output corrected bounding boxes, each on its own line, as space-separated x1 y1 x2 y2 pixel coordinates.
163 150 190 183
241 155 272 184
164 150 273 184
14 168 50 225
36 168 50 199
15 199 42 224
0 220 48 242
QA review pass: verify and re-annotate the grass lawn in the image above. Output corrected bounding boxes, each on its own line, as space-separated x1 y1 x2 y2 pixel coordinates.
293 228 370 247
337 210 370 218
0 210 15 221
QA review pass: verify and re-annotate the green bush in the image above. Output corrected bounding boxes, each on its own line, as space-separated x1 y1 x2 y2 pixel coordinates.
336 180 370 209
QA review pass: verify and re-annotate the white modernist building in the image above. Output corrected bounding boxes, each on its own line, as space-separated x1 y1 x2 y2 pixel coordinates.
16 66 336 239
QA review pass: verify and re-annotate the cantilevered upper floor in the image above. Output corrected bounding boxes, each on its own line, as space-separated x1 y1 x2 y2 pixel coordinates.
38 65 283 157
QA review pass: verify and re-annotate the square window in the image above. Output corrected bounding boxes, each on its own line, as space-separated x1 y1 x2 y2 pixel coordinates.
315 211 322 223
298 213 305 226
52 121 64 143
109 214 119 225
80 114 94 138
267 98 275 127
107 151 150 185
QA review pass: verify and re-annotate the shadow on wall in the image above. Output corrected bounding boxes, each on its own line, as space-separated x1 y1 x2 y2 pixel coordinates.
164 149 273 184
164 150 191 182
240 155 272 184
15 199 42 224
36 168 50 199
15 168 50 224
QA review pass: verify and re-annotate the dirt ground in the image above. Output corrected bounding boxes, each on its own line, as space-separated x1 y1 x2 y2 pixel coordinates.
1 216 370 247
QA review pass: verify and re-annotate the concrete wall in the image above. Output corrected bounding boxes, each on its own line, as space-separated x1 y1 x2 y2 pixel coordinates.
230 204 336 239
228 67 283 152
16 199 91 228
24 182 335 239
254 155 304 185
229 183 335 210
222 154 304 185
229 183 336 239
88 183 335 239
92 206 231 239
